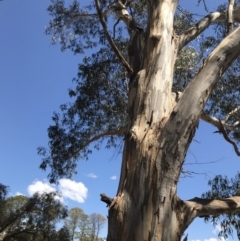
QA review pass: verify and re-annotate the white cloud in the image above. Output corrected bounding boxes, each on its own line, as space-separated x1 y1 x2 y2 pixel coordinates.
86 173 97 178
213 224 222 234
191 239 217 241
58 179 88 203
15 192 25 196
110 175 117 180
219 238 228 241
27 179 88 203
191 238 227 241
211 224 228 241
28 180 56 196
204 239 218 241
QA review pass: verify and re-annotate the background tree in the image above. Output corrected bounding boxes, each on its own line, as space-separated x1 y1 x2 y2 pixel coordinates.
43 226 71 241
0 191 67 241
39 0 240 240
65 207 89 241
0 184 8 201
64 208 106 241
56 226 71 241
88 213 106 241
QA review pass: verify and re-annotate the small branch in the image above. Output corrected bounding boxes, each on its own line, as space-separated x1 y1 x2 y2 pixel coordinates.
228 0 235 34
200 111 239 132
184 158 223 166
94 0 134 76
218 120 240 156
181 170 212 179
222 105 240 123
197 0 209 12
100 193 113 207
100 105 128 115
113 18 121 39
68 127 127 160
179 5 240 50
65 7 115 27
80 127 126 151
184 196 240 217
182 234 188 241
200 112 240 156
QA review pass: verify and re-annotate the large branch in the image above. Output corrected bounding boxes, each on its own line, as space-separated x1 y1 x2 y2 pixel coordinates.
94 0 134 76
168 26 240 167
179 5 240 50
176 25 240 122
184 196 240 217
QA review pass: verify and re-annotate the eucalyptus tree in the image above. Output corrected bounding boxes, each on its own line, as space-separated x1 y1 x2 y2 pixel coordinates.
39 0 240 240
0 184 8 201
88 213 106 241
64 207 89 241
0 192 67 241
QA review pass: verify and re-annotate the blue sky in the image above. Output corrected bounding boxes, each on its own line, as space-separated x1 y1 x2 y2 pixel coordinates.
0 0 240 240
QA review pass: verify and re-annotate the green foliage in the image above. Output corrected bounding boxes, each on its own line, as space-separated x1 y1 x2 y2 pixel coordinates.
0 188 104 241
173 8 200 92
65 207 88 240
0 192 68 241
64 207 106 241
38 0 210 183
0 183 8 201
88 213 107 241
202 173 240 240
38 41 129 182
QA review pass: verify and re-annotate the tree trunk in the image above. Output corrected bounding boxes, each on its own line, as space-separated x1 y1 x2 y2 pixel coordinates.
105 0 240 240
107 1 191 240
